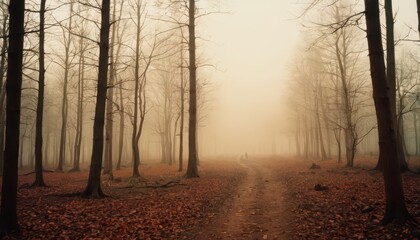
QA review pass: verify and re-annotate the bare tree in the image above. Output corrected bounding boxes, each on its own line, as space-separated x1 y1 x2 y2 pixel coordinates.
186 0 198 178
32 0 47 187
0 6 8 175
0 0 25 234
363 0 413 224
374 0 409 172
82 0 110 199
57 1 74 171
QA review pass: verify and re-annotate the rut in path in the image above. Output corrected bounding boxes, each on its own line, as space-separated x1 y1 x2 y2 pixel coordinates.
193 160 292 239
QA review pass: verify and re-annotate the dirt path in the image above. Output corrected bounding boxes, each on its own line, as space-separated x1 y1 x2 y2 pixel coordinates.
192 159 292 239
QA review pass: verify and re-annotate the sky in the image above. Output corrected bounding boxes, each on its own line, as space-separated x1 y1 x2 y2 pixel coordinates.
198 0 301 156
194 0 419 157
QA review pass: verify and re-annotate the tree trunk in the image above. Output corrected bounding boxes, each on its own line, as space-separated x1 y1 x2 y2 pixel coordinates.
131 0 142 177
82 0 110 199
57 2 74 171
103 0 117 176
72 34 85 172
417 0 420 39
0 0 25 234
413 112 418 158
186 0 199 178
173 114 180 165
295 115 301 157
375 0 409 172
32 0 47 187
19 132 24 169
316 98 327 160
117 81 124 170
114 0 125 171
179 40 185 171
0 12 8 176
364 0 413 224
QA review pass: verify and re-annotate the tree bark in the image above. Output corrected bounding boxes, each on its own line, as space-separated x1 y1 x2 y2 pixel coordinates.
364 0 413 224
71 34 85 172
82 0 110 199
57 1 74 171
417 0 420 39
32 0 47 187
375 0 409 172
0 12 8 176
131 0 142 177
117 79 124 170
103 0 118 176
0 0 25 234
178 39 185 171
186 0 199 178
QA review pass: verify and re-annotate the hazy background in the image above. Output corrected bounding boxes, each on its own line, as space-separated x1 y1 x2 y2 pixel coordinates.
196 0 419 157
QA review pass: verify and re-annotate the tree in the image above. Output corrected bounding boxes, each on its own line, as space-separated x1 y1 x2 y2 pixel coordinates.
103 0 120 176
178 38 186 172
417 0 420 39
71 23 87 172
375 0 409 172
0 6 8 175
131 0 146 177
186 0 198 178
0 0 25 234
57 1 74 171
32 0 47 187
363 0 413 224
82 0 110 199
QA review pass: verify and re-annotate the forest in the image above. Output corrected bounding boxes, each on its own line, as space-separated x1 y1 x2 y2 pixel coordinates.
0 0 420 239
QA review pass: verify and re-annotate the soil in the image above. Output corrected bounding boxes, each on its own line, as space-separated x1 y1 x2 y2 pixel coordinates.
189 159 293 239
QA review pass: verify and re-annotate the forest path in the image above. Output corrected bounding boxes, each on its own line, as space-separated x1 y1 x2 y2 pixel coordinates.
192 159 291 239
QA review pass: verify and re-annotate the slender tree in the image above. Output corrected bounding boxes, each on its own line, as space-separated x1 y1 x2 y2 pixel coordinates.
32 0 47 187
375 0 409 172
0 0 25 234
178 39 185 172
103 0 119 176
186 0 199 178
417 0 420 39
57 1 74 171
82 0 110 198
0 9 8 175
364 0 413 224
71 30 86 172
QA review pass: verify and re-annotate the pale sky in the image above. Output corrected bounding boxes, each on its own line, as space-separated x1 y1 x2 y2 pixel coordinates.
199 0 301 156
195 1 419 157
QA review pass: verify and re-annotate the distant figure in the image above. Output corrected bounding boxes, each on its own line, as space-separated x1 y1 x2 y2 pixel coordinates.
245 152 248 159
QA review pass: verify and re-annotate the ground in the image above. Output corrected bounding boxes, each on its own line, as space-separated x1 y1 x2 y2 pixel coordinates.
2 157 420 239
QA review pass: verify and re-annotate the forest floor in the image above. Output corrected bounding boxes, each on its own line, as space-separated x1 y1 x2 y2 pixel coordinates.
3 156 420 239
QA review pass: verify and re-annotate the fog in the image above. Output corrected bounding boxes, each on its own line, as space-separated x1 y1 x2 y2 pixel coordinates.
198 0 300 157
5 0 420 168
196 0 419 158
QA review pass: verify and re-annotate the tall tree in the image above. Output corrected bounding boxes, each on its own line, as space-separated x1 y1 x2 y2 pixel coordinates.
178 38 185 172
103 0 119 176
417 0 420 38
131 0 143 177
375 0 409 172
71 27 86 172
0 0 25 234
364 0 413 224
32 0 47 187
186 0 198 178
82 0 110 198
0 8 8 175
57 1 74 171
